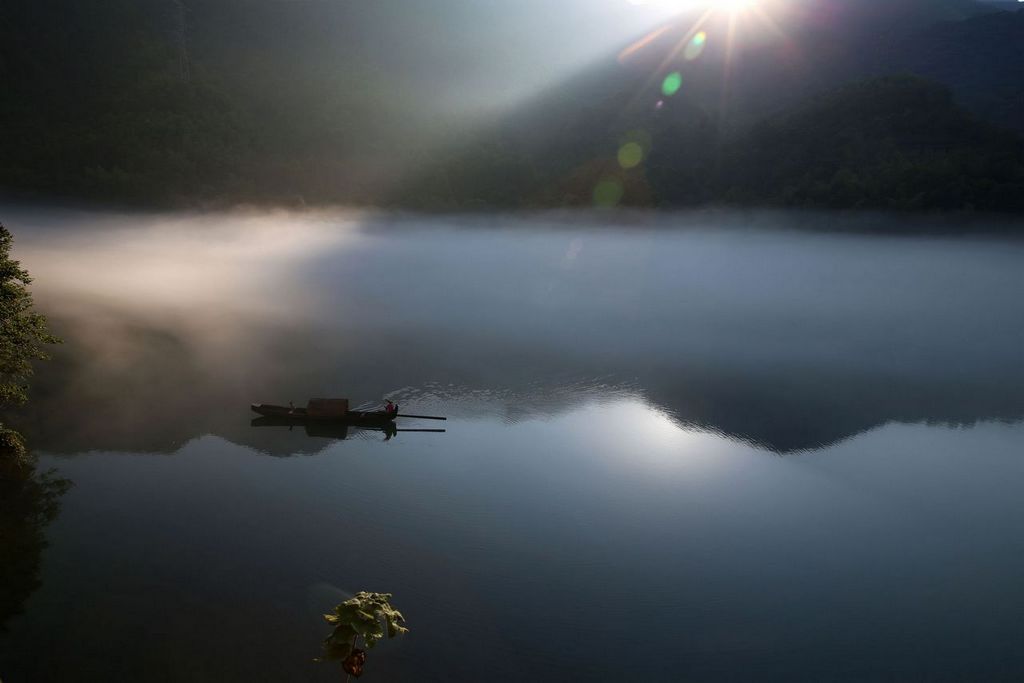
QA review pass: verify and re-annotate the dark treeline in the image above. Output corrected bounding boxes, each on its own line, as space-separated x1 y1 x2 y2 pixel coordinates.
1 0 1023 211
715 77 1024 210
0 1 257 205
0 222 69 638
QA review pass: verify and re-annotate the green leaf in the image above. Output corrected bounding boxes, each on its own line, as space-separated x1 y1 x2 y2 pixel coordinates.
318 592 409 670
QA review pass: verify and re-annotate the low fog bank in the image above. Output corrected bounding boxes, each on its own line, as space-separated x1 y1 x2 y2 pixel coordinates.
6 207 1024 454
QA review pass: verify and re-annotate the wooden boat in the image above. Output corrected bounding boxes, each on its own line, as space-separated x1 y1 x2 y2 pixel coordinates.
250 398 397 425
250 416 400 440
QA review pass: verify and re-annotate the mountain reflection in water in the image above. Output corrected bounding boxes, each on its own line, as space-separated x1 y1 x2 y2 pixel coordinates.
8 207 1023 456
4 207 1024 682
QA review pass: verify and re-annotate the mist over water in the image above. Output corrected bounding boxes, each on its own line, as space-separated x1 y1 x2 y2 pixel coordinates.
8 206 1024 453
3 206 1024 681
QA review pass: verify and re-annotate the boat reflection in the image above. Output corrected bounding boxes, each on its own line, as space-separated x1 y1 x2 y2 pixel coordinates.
250 416 445 442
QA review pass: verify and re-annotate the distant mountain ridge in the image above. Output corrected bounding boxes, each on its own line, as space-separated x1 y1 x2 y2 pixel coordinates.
396 0 1024 210
1 0 1022 211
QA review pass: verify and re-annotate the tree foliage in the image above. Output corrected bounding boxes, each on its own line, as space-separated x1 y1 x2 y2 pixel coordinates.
0 226 70 636
319 592 408 678
714 76 1024 211
1 223 59 465
0 224 59 409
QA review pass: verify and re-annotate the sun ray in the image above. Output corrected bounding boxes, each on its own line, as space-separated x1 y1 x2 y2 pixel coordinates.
717 6 743 130
656 7 716 71
601 7 712 142
619 23 675 63
610 0 788 163
748 3 788 42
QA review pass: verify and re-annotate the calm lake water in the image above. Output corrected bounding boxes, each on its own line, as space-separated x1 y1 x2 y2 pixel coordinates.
2 207 1024 681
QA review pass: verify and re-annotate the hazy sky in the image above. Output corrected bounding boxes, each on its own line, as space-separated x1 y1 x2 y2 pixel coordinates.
365 0 693 111
414 0 1014 112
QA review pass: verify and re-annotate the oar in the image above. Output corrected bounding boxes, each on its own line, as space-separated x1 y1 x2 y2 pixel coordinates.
396 414 447 421
396 428 447 433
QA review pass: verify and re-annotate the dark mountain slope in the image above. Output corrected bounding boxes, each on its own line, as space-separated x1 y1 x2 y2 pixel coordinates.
396 0 1024 210
1 0 1022 211
716 76 1024 210
883 8 1024 134
0 1 255 204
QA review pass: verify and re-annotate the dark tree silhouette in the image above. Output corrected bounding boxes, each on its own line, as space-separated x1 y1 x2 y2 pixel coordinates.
1 224 59 468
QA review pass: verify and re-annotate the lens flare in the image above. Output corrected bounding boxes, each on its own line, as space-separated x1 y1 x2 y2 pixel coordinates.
684 31 707 60
618 142 644 169
661 71 682 96
593 179 624 208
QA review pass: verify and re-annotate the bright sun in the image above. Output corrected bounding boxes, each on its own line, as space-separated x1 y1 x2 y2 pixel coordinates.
619 0 767 62
627 0 754 13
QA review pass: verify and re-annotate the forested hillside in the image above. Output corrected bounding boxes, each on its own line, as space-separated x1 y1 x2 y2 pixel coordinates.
717 77 1024 210
1 0 1022 211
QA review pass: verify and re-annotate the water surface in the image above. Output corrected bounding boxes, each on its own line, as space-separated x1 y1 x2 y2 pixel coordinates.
1 208 1023 681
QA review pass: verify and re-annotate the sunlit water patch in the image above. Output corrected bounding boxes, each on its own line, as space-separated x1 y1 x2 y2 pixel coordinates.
4 405 1024 681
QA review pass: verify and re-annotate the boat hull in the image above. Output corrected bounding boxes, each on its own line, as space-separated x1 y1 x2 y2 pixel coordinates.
250 403 396 425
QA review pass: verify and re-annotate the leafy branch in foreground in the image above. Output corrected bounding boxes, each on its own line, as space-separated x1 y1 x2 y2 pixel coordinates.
318 592 408 679
0 223 60 468
1 223 60 407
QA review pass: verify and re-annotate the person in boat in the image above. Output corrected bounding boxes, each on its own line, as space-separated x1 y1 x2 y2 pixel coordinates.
384 400 398 417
